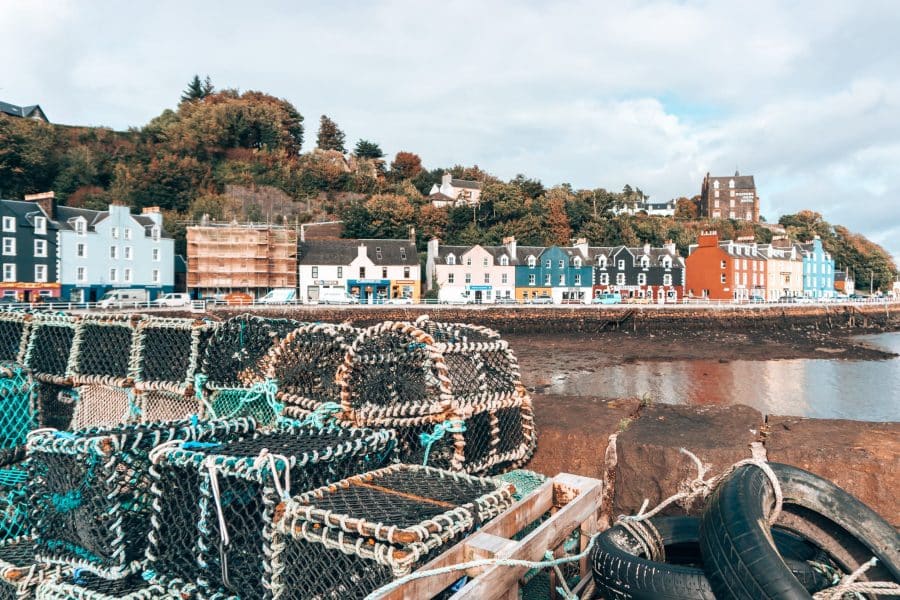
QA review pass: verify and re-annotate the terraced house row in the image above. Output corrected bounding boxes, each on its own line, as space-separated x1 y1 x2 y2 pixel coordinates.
426 237 686 303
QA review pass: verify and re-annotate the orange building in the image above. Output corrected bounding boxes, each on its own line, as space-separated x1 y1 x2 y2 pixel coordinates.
686 232 767 300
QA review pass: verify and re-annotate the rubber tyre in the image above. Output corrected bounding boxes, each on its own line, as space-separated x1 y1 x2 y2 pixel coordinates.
699 462 900 600
590 516 829 599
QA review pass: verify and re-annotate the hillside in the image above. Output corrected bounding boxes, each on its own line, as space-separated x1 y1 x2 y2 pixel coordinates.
0 84 895 290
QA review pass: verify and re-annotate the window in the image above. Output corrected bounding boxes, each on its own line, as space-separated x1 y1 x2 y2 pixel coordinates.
312 267 319 278
558 274 565 285
544 260 551 269
557 260 563 268
500 256 508 266
109 246 118 259
124 268 132 283
544 274 551 285
734 272 739 285
465 273 471 283
124 227 132 240
359 267 365 278
713 180 720 189
75 218 86 235
617 260 625 269
714 190 719 198
745 212 752 220
2 264 14 282
742 259 748 270
729 211 735 219
111 227 119 239
152 269 160 284
2 238 15 256
528 256 536 268
109 268 117 282
598 256 607 268
466 257 472 266
484 273 490 283
501 273 508 284
713 210 720 218
35 264 47 282
528 274 536 285
663 274 672 286
638 273 647 285
721 273 727 283
730 190 735 198
399 248 406 260
34 239 47 257
662 257 671 269
482 257 488 267
1 217 14 232
124 246 133 260
573 257 581 268
730 198 735 207
574 274 581 286
448 273 455 283
641 257 649 268
77 243 87 258
447 254 456 265
381 267 387 278
616 273 625 285
77 267 86 282
600 273 609 285
151 226 160 241
721 260 727 269
337 266 343 278
152 248 159 261
714 199 720 208
35 216 47 235
404 267 410 278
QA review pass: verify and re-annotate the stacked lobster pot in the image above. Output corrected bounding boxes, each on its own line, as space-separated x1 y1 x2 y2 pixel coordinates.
23 314 78 431
0 314 30 365
336 316 536 475
145 421 395 599
270 464 515 598
196 314 301 426
26 417 257 599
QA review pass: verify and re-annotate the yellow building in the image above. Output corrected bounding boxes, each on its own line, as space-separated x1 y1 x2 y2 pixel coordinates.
515 287 553 303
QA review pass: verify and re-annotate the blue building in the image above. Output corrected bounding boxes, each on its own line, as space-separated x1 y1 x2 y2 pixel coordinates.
514 243 594 303
796 237 835 298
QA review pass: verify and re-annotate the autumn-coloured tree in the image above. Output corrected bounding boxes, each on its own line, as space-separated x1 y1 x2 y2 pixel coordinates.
364 194 416 239
316 115 346 153
674 197 699 220
545 198 572 245
390 151 423 181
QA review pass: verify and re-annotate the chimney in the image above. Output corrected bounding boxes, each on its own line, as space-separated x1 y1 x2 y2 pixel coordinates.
503 236 517 258
442 172 452 187
573 237 588 256
357 243 368 262
300 223 306 242
141 205 163 226
426 238 440 291
698 231 718 247
643 242 651 255
409 226 416 244
24 191 56 219
664 239 677 255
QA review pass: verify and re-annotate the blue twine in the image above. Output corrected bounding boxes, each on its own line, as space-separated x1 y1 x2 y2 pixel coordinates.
73 568 86 585
419 419 466 466
181 441 220 450
194 374 208 401
50 489 83 513
297 402 342 429
53 431 76 439
407 342 427 351
0 467 28 486
142 569 156 582
190 414 199 427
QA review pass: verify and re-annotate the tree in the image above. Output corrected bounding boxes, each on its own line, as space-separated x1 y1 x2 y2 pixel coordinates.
390 151 423 180
354 139 384 159
181 75 214 103
545 198 572 245
674 197 699 220
316 115 346 153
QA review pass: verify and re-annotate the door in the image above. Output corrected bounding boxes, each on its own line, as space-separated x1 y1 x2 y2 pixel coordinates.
474 290 483 303
308 286 320 303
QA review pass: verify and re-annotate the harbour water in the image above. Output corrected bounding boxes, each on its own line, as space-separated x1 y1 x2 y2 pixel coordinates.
521 332 900 422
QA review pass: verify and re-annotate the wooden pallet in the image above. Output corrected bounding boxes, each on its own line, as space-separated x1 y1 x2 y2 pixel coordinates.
377 473 603 600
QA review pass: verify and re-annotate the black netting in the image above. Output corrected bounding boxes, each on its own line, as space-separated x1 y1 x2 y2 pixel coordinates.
0 537 38 600
496 406 527 456
70 318 137 384
392 423 456 470
0 318 27 363
416 321 499 345
462 410 494 467
134 321 195 389
146 463 201 589
35 383 76 431
35 571 175 600
24 318 76 382
200 315 300 388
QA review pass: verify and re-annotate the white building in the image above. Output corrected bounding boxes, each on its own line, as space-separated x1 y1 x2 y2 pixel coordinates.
428 173 483 208
59 204 174 302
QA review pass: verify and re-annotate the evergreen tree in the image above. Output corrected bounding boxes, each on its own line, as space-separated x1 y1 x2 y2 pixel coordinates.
354 139 384 159
181 74 213 102
316 115 346 153
202 75 215 97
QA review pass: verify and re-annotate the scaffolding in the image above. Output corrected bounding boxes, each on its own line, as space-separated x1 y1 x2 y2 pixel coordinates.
187 224 298 296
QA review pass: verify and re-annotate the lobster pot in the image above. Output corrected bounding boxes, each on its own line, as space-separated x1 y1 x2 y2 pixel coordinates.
67 315 140 387
23 315 77 386
0 449 29 542
27 418 257 579
0 536 55 600
34 384 76 432
270 464 514 599
0 314 29 364
70 386 199 430
198 385 282 427
260 323 359 418
338 319 536 474
34 571 186 600
131 317 212 395
0 364 36 452
147 423 395 599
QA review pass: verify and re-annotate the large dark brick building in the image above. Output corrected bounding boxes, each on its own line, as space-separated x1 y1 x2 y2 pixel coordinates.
699 171 760 222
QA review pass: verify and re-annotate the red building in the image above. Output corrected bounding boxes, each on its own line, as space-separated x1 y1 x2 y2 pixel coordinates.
686 232 767 300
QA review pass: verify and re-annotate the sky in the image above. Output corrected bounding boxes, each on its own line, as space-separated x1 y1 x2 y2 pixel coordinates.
3 0 899 263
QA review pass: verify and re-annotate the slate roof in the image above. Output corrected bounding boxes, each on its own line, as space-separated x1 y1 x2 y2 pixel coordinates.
299 239 416 266
708 174 756 189
0 101 46 121
450 178 481 190
718 241 763 259
428 192 456 203
0 199 59 229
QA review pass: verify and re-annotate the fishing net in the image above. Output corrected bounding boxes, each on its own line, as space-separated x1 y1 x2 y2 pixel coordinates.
28 417 257 579
270 464 515 599
199 314 300 389
0 450 29 543
337 318 536 475
67 316 140 386
23 314 77 385
0 314 29 364
146 422 395 599
69 386 136 430
0 365 36 453
260 323 359 417
0 536 57 600
34 384 77 432
34 571 184 600
132 318 212 394
199 380 282 426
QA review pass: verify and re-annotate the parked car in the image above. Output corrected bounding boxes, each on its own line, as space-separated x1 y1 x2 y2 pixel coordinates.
98 288 149 309
259 288 297 304
592 292 622 305
530 295 553 305
223 292 254 306
778 296 799 304
154 293 191 307
495 296 518 305
749 295 766 303
318 289 359 305
387 296 413 305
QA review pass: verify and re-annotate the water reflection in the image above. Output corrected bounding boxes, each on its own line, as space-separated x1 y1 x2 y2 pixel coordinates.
540 333 900 422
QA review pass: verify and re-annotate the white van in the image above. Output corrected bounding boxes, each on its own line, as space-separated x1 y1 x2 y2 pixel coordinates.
154 292 191 307
318 289 358 305
438 288 471 305
98 288 149 309
260 288 297 304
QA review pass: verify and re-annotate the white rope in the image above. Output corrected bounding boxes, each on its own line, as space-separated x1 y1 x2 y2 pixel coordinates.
205 457 230 547
813 557 900 599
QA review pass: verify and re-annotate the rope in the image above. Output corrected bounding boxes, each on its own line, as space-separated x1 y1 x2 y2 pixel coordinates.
419 419 466 466
812 557 900 599
296 402 341 429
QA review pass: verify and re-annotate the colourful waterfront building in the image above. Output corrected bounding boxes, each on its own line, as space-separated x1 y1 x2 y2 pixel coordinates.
757 239 804 300
514 241 594 304
425 239 515 303
590 243 684 303
795 237 835 298
686 232 767 300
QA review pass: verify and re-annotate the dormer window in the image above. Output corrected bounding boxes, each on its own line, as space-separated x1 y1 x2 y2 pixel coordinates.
729 179 735 189
34 216 47 235
598 256 607 268
375 246 383 260
573 257 582 268
500 255 508 266
528 256 536 268
447 254 456 265
713 180 720 190
75 218 86 235
641 256 649 268
662 257 672 269
399 248 406 260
